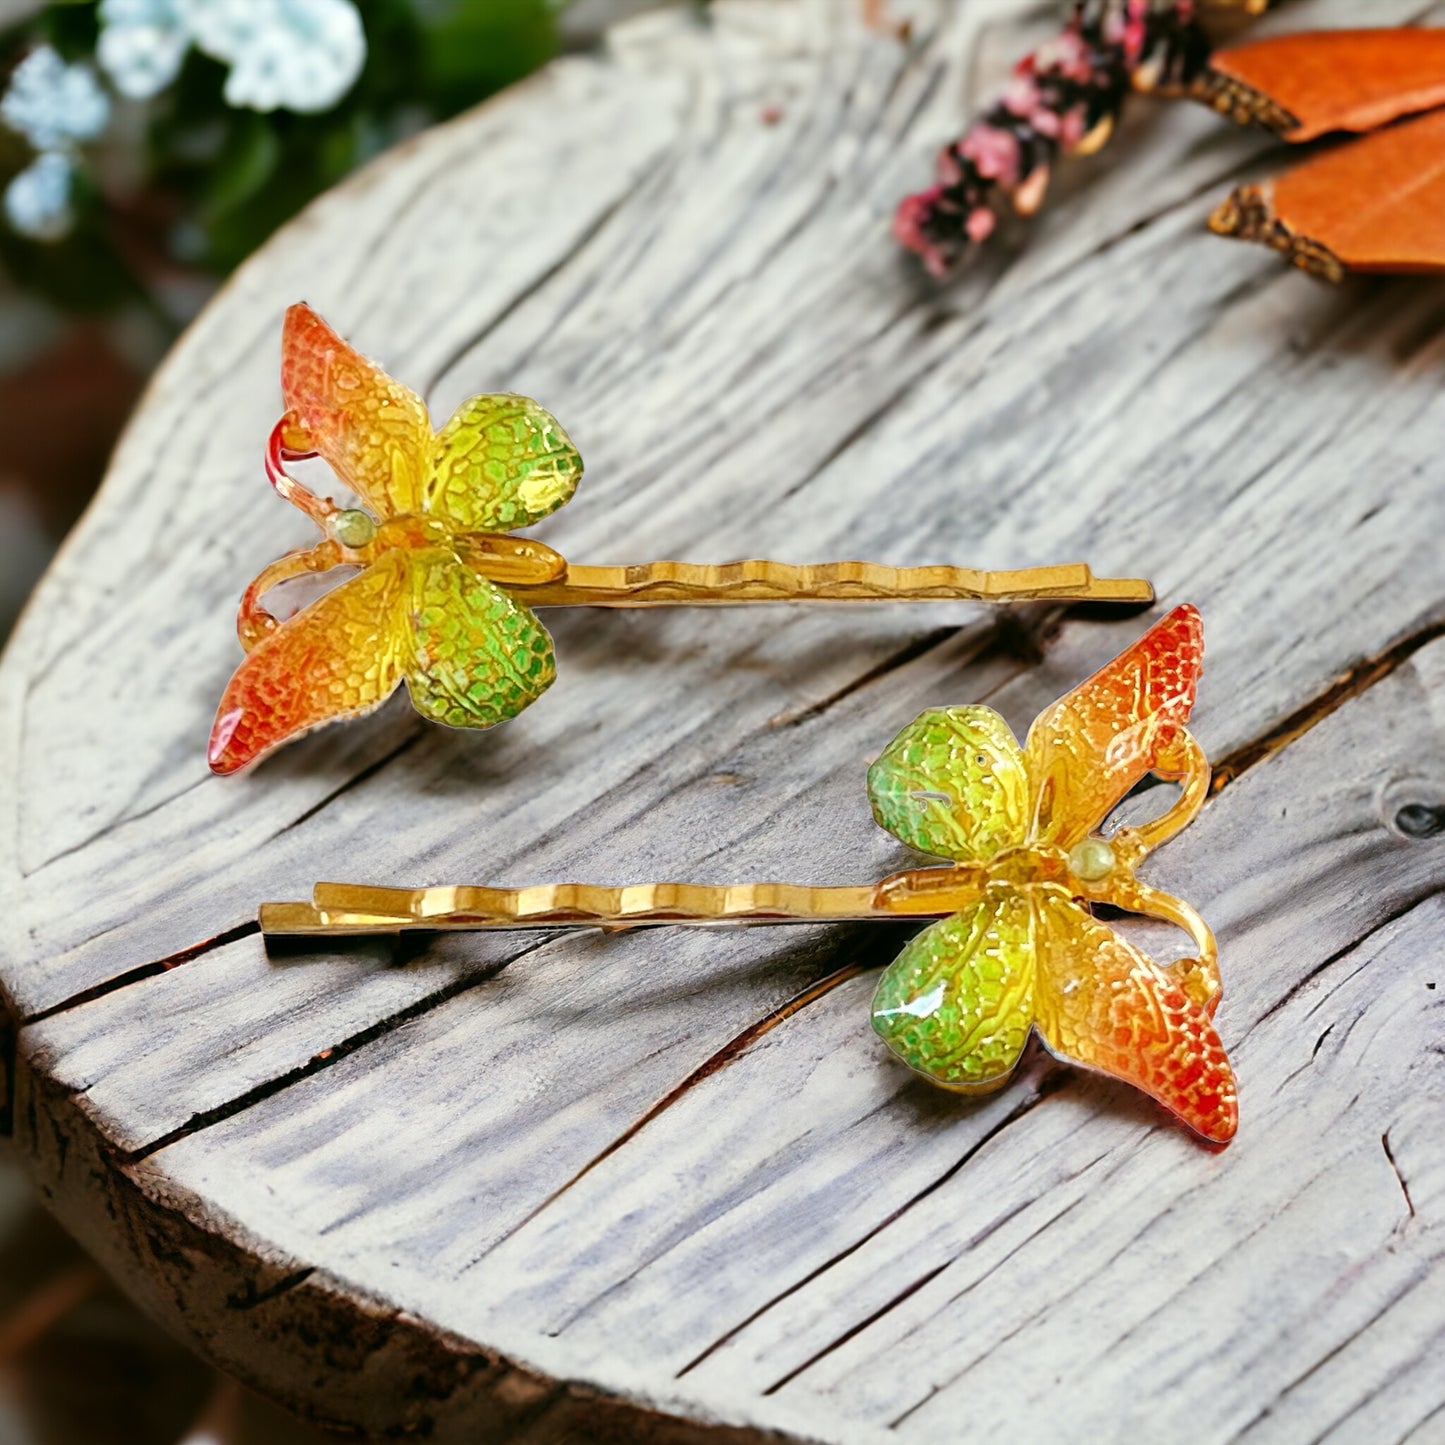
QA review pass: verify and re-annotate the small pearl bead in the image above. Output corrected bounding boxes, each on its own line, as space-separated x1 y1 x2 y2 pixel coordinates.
333 508 376 548
1069 837 1116 882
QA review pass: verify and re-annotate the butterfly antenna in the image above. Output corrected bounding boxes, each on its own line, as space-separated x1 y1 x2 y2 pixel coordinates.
264 416 333 529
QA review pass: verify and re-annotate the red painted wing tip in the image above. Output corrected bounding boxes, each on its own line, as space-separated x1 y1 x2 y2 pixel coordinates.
1154 600 1202 641
283 299 325 334
281 302 341 364
208 702 256 776
1190 1100 1239 1148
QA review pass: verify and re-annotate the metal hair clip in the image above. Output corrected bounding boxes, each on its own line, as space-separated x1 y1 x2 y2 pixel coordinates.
209 304 1152 773
264 605 1236 1145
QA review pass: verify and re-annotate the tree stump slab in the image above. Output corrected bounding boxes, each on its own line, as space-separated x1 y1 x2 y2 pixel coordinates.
3 2 1444 1440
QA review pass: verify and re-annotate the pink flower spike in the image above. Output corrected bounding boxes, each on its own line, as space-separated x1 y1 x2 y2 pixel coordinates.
1123 0 1149 66
960 124 1020 185
1002 76 1039 116
893 190 935 252
1032 107 1061 139
1047 30 1093 82
965 207 996 244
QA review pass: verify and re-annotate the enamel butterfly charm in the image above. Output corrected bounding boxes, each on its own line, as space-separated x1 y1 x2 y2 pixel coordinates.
265 606 1237 1145
211 304 1152 773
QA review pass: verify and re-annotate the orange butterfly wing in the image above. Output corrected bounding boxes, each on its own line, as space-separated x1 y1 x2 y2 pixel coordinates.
280 303 432 518
1023 604 1203 848
208 552 411 774
1033 892 1238 1144
1204 29 1445 142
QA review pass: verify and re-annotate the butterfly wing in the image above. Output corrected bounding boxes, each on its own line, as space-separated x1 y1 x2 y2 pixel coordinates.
281 303 432 518
1212 109 1445 279
403 550 557 728
867 705 1029 863
209 552 411 774
1032 891 1237 1143
1023 604 1203 848
423 394 582 533
871 892 1035 1093
1201 29 1445 143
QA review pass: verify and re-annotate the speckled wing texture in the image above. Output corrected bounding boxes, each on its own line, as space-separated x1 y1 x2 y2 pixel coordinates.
1032 891 1238 1143
871 894 1035 1092
403 551 556 729
424 394 582 533
208 552 411 775
281 303 432 518
867 705 1030 863
1024 604 1204 847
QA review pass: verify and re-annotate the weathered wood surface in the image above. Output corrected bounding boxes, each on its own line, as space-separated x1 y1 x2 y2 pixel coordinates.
3 1 1445 1439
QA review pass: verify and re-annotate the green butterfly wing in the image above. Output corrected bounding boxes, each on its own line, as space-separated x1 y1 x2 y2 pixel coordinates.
424 394 582 533
871 894 1035 1092
404 551 556 728
867 705 1029 863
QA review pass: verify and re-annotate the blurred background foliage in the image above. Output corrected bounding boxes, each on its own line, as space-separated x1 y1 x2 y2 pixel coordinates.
0 0 660 643
0 3 660 1440
1 0 565 293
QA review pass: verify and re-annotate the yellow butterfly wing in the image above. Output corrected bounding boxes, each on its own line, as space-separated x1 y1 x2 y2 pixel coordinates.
1032 890 1238 1143
402 551 557 729
424 393 582 534
867 705 1030 863
1024 604 1204 847
281 303 432 518
209 551 411 774
870 892 1035 1093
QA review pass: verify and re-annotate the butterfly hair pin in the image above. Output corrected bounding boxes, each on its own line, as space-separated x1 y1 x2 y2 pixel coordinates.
209 304 1152 774
264 604 1237 1145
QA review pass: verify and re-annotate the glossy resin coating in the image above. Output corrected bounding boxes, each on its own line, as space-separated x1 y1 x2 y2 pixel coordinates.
867 604 1237 1144
211 306 1153 773
264 606 1235 1145
209 304 580 773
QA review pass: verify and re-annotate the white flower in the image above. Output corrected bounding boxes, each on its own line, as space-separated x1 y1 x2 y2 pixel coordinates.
97 0 191 101
178 0 365 114
4 151 74 240
1 45 110 150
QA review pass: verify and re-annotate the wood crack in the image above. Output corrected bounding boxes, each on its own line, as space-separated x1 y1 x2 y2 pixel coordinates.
467 952 885 1269
421 186 640 396
1212 617 1445 792
1233 1273 1435 1439
124 938 552 1163
25 922 262 1026
767 604 1062 731
1240 891 1439 1043
675 1069 1073 1379
267 729 424 841
767 626 961 728
226 1266 317 1311
762 1259 951 1396
1381 1130 1416 1223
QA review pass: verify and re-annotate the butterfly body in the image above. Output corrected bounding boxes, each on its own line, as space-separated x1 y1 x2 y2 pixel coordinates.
866 604 1238 1143
208 304 583 775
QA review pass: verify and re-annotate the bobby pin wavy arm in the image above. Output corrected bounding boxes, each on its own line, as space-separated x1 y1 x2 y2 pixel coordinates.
209 304 1151 773
263 605 1236 1146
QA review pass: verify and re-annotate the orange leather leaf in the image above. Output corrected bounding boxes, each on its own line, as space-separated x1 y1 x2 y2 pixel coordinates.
1203 28 1445 142
1211 109 1445 279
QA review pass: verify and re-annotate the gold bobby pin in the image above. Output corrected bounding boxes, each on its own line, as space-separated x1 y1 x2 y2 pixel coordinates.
208 303 1151 773
262 605 1238 1147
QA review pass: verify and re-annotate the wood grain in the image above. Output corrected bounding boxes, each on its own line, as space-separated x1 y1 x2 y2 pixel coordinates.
3 1 1444 1439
